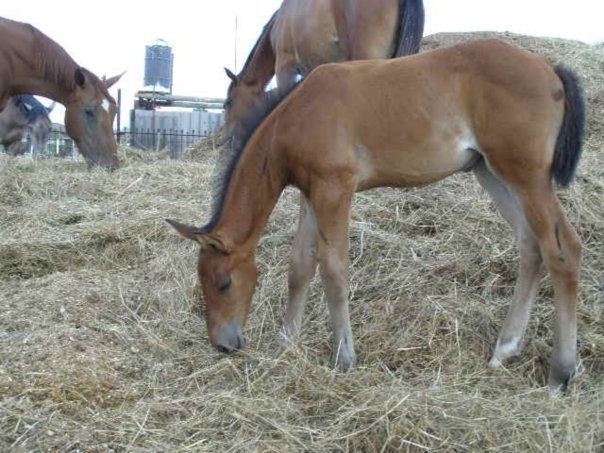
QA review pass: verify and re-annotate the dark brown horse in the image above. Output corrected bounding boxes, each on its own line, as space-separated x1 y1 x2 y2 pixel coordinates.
0 17 123 168
169 39 585 393
222 0 425 145
0 95 54 156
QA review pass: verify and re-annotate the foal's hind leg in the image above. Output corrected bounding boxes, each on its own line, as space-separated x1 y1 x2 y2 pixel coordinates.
473 161 544 367
484 151 581 391
513 184 581 392
283 195 319 339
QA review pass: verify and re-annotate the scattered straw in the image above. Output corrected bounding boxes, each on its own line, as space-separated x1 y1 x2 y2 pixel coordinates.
1 33 603 451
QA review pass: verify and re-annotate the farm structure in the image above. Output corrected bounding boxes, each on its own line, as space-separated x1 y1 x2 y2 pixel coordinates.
127 41 224 157
128 96 223 158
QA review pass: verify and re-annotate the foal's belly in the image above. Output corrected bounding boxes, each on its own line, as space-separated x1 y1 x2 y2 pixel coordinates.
355 135 479 190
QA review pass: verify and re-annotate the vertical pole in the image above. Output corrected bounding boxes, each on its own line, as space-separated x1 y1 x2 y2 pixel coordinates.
234 14 238 72
130 107 136 147
152 108 156 151
116 88 122 144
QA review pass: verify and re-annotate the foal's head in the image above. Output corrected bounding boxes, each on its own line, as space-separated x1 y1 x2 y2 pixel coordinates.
64 69 123 169
221 68 266 149
167 220 258 352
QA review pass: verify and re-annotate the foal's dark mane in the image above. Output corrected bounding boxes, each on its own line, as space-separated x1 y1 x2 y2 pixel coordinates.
203 83 300 233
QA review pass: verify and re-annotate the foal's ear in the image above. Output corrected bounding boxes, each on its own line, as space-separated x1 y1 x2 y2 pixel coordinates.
104 71 126 89
165 219 230 254
75 68 86 87
224 68 237 83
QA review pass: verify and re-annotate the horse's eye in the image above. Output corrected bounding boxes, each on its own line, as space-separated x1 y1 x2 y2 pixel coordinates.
223 100 232 109
218 276 232 293
84 107 95 118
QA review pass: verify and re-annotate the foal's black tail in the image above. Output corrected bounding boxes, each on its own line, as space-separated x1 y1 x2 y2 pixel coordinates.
552 65 585 187
394 0 425 56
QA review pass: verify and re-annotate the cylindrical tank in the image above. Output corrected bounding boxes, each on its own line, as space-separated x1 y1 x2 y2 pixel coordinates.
144 40 174 93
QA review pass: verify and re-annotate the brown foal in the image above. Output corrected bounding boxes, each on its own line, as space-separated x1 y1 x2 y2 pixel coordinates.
0 16 123 168
170 39 584 393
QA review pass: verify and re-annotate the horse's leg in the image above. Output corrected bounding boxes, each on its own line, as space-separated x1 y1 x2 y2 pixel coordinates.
473 160 543 366
514 184 581 392
311 183 356 370
283 195 319 339
276 61 301 95
484 152 581 391
277 61 315 339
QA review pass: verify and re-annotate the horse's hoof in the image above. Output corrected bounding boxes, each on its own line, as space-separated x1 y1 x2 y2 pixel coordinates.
333 347 356 371
548 362 576 395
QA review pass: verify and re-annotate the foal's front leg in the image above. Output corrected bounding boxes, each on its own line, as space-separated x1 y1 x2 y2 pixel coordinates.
312 186 356 370
283 195 319 339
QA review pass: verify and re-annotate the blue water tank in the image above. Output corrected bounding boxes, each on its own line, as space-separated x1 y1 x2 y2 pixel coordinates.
144 41 173 93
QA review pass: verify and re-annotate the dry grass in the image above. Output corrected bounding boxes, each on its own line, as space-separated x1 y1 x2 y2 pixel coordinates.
1 33 603 452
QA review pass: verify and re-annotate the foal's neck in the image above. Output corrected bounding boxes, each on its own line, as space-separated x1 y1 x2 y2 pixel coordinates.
213 128 287 251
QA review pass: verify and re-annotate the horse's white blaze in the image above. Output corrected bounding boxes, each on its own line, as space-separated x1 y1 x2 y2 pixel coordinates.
101 98 111 113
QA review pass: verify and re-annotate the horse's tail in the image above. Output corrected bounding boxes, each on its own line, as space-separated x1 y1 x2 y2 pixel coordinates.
394 0 425 56
552 65 585 187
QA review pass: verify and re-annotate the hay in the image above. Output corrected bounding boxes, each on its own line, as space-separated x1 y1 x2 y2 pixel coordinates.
1 32 603 451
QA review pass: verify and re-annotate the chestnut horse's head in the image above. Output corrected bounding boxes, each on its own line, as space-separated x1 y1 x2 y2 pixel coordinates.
167 219 258 353
221 68 266 150
64 69 123 169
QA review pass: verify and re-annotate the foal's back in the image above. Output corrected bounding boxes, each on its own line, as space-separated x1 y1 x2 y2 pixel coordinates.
276 39 564 191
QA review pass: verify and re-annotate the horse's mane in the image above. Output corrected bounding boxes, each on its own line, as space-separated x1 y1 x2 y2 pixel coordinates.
29 24 110 99
238 10 278 78
29 25 79 93
203 83 300 232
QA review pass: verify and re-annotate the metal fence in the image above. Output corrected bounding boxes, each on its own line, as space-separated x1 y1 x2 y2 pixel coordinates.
124 130 210 158
2 123 218 161
0 124 80 160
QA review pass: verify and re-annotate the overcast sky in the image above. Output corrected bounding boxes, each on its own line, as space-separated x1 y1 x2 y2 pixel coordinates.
3 0 603 125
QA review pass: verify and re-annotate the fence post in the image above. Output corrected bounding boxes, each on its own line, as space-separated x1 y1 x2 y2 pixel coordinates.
116 88 122 144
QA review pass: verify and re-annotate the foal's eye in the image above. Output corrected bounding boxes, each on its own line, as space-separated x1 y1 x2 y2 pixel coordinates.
84 107 95 118
218 276 232 293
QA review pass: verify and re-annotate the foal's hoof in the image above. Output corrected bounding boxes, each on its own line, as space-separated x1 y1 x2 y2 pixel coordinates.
333 347 356 371
489 338 522 368
548 362 577 396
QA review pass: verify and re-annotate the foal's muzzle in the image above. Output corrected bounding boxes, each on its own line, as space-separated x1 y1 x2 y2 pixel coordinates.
213 323 245 353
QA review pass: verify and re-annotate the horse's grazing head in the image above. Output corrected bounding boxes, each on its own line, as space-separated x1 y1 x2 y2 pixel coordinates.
221 68 266 149
167 219 258 353
64 68 123 170
30 114 52 154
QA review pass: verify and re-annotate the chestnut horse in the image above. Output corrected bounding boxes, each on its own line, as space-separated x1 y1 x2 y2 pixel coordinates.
0 17 123 168
169 39 585 393
222 0 425 145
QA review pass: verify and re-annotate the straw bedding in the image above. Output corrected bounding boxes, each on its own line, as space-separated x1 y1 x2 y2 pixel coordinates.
1 32 603 451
